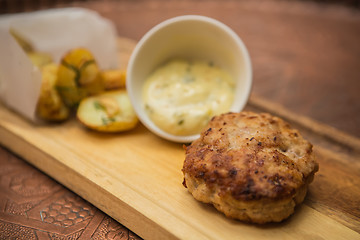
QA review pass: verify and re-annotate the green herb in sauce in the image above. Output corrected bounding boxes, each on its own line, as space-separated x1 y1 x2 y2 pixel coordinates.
143 59 235 136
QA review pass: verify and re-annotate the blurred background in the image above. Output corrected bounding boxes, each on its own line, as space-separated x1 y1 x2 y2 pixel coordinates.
1 0 360 138
1 0 359 13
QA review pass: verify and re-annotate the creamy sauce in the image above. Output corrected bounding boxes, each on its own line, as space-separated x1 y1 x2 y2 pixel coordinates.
142 59 235 136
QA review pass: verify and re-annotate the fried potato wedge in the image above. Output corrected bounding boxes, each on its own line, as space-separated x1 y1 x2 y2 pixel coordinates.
56 48 104 107
77 90 138 132
101 69 126 90
36 63 70 121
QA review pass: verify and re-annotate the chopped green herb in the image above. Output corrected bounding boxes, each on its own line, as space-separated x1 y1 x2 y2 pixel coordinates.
55 86 74 92
145 104 153 114
61 60 81 87
94 101 105 111
183 74 195 83
61 59 95 87
101 116 116 125
80 59 96 71
178 119 184 125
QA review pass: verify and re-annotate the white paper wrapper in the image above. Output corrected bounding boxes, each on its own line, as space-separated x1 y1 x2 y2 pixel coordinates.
0 8 119 122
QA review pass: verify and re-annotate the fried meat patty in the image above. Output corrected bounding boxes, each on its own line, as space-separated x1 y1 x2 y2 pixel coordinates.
182 112 318 223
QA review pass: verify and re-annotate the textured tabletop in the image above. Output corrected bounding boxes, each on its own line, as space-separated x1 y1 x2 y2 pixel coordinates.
0 147 141 240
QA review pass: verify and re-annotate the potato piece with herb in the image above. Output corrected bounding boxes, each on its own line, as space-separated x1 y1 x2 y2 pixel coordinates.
56 48 104 107
77 90 138 132
10 28 53 68
36 63 70 121
10 28 34 53
28 52 53 68
101 69 126 90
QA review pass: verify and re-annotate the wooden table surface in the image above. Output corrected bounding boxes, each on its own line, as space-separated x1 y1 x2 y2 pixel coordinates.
0 0 359 239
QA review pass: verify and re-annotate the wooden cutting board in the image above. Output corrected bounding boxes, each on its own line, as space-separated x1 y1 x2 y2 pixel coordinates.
0 37 359 240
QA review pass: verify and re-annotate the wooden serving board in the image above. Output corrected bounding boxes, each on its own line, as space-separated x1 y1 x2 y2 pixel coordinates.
1 37 359 240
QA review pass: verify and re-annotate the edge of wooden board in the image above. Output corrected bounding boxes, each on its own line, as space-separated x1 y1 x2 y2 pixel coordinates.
0 37 359 239
0 119 181 240
1 105 360 240
248 95 360 152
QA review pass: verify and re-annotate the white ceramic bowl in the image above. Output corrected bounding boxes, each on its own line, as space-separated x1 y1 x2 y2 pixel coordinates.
127 15 252 143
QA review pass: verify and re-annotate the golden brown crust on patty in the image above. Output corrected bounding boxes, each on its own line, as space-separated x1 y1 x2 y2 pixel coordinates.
182 112 318 223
